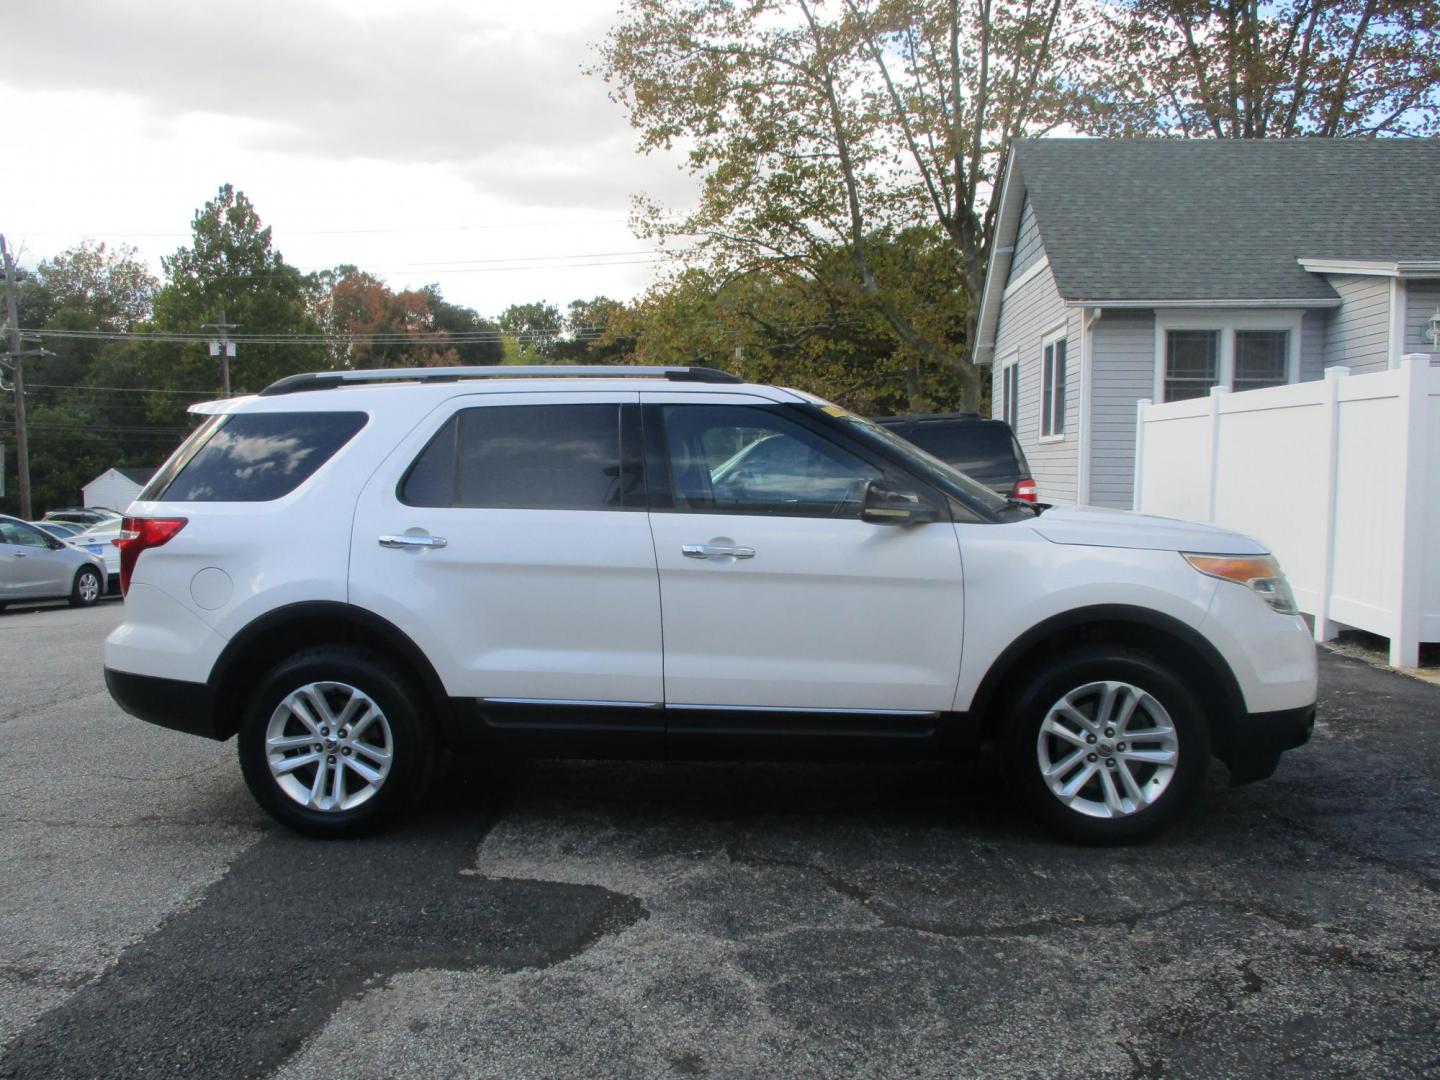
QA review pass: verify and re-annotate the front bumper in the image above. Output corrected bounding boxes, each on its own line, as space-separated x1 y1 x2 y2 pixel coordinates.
1217 702 1316 785
104 667 226 740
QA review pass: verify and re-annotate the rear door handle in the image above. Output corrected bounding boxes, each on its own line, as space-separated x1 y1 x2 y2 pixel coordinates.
682 544 755 560
379 534 448 549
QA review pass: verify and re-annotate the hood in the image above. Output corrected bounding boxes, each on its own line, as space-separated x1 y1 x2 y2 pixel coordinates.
1031 506 1267 555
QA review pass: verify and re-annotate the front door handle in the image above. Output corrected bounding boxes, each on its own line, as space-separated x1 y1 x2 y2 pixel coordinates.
682 544 755 560
379 534 448 549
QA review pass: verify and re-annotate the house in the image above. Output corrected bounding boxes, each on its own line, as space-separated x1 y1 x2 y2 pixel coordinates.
82 466 157 512
974 138 1440 508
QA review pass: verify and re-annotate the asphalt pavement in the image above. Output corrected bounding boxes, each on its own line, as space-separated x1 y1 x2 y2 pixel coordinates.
1 601 1437 1078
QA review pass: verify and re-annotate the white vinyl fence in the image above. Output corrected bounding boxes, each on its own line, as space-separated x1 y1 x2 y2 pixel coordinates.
1134 354 1440 668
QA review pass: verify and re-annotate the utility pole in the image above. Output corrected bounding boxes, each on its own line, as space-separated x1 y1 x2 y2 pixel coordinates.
204 309 237 397
1 234 34 519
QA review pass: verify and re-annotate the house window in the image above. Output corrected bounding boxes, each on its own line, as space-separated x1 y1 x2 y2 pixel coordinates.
1234 330 1289 392
1001 358 1019 428
1164 330 1219 402
1041 334 1066 436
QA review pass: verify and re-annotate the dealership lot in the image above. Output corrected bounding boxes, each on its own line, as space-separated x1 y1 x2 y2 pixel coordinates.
1 603 1436 1079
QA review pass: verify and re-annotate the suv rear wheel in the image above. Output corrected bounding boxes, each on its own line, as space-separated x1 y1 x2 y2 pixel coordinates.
1002 645 1210 844
238 646 434 837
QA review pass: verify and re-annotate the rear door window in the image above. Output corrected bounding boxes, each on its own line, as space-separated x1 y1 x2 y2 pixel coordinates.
149 412 368 502
400 403 634 510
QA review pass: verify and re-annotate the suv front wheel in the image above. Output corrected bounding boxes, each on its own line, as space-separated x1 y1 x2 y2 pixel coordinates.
238 646 434 837
1003 646 1210 844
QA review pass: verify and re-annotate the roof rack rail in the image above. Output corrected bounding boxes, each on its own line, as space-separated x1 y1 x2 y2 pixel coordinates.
259 364 744 396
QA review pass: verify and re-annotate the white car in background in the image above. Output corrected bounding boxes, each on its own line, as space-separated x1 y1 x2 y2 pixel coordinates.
69 520 123 593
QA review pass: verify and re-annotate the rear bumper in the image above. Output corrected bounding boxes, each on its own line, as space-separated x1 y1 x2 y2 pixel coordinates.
1217 702 1316 785
104 667 226 741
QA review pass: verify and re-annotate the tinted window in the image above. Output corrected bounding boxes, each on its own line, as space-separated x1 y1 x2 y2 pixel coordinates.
155 412 368 502
401 404 628 510
661 404 879 517
902 423 1023 478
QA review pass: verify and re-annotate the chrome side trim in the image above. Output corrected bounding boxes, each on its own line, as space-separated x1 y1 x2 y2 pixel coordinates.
668 703 941 718
479 697 663 710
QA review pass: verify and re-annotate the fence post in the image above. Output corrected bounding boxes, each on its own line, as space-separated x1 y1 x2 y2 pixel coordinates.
1312 366 1349 643
1132 398 1151 512
1389 355 1429 667
1205 386 1229 523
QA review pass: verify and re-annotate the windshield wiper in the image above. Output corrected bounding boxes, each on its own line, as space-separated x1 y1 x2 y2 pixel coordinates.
1004 496 1043 516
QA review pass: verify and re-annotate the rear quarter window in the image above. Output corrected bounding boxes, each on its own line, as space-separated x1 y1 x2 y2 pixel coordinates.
147 412 368 502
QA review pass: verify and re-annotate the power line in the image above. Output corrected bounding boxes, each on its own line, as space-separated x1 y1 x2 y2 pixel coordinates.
25 382 213 396
17 219 631 240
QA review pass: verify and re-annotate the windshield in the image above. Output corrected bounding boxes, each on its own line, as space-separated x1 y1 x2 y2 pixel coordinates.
809 404 1015 517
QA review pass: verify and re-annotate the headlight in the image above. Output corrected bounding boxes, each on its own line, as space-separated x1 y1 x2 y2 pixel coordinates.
1182 553 1298 616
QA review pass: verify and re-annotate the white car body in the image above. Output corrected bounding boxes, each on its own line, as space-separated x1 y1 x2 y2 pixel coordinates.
103 367 1318 840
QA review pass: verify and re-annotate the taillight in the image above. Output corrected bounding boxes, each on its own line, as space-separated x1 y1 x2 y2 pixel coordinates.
1012 479 1038 502
116 516 187 595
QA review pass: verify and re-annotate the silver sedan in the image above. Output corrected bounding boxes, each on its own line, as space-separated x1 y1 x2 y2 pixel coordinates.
0 514 108 611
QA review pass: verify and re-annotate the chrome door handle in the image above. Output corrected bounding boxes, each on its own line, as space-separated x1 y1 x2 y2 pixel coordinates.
682 544 755 560
378 534 448 549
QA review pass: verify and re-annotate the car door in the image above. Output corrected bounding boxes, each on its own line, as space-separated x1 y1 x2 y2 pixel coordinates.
641 394 965 716
349 391 664 712
0 520 70 597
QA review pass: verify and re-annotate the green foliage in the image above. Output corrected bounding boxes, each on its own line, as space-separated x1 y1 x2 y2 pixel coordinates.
498 302 563 358
1112 0 1440 138
137 184 325 424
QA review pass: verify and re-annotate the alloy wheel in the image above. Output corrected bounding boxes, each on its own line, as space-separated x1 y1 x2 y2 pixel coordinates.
1036 680 1180 819
265 681 394 813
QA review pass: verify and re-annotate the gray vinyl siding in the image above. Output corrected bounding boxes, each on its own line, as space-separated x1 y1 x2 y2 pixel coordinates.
1299 308 1328 380
1405 281 1440 360
1324 274 1392 373
991 260 1080 504
1087 310 1156 509
1006 195 1044 284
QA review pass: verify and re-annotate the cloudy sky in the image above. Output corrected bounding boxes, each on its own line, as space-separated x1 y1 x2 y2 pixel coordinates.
2 0 699 318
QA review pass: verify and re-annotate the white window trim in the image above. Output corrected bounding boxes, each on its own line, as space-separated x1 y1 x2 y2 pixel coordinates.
1152 309 1303 402
1039 325 1068 442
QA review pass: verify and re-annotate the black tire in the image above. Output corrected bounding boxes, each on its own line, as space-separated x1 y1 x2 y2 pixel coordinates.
69 566 103 607
238 646 435 838
1001 645 1211 845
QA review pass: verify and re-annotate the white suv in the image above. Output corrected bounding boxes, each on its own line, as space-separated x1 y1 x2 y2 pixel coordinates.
104 365 1317 843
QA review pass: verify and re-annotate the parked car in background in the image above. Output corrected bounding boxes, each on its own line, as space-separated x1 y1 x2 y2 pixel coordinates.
0 514 107 611
30 521 84 540
70 521 123 592
872 413 1037 503
43 507 122 530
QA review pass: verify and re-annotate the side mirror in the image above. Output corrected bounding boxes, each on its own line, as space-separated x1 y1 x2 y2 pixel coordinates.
860 481 940 525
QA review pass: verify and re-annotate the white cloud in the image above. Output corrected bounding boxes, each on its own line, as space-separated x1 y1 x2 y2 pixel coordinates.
0 0 700 314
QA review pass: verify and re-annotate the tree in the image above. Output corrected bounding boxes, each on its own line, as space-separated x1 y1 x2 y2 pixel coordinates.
0 244 165 515
609 228 971 414
597 0 1125 408
139 184 324 424
498 302 563 358
551 296 635 363
1114 1 1440 138
422 286 504 366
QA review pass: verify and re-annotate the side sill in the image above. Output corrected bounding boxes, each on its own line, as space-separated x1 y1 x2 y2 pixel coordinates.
104 668 226 741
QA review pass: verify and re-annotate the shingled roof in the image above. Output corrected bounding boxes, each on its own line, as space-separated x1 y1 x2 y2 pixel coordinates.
976 137 1440 356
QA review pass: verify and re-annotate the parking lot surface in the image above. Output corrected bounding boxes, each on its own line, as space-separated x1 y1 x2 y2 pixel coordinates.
1 602 1437 1078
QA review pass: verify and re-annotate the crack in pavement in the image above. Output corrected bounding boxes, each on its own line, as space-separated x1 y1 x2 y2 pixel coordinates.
724 840 1319 942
